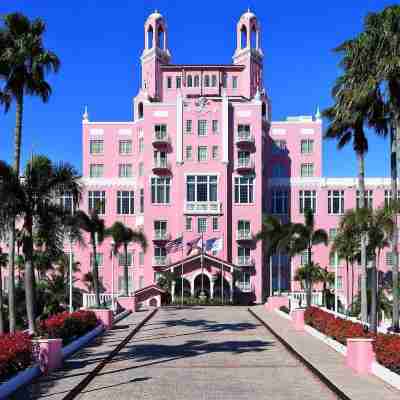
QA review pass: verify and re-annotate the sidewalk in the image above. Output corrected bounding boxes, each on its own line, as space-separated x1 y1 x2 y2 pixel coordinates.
251 305 399 400
11 310 153 400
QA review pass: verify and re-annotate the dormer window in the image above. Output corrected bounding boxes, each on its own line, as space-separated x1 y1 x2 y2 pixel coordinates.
176 76 181 88
194 75 200 87
187 75 193 87
167 77 172 89
204 75 210 87
211 75 217 87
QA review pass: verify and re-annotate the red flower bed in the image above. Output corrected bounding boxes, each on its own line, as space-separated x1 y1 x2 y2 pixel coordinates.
39 310 98 345
304 306 400 374
0 332 33 381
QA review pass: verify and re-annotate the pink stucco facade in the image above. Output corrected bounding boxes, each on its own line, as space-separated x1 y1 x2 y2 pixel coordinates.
71 10 393 307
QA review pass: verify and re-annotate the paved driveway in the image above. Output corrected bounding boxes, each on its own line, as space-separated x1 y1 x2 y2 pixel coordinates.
76 306 337 400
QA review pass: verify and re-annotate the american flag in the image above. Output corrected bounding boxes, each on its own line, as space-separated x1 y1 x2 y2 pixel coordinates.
166 236 183 253
186 236 201 255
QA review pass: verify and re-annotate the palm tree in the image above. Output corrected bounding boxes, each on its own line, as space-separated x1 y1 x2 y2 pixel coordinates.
105 221 147 297
74 211 105 308
290 209 328 308
0 157 80 333
0 12 60 333
318 266 335 308
294 262 323 307
256 216 293 296
0 248 7 333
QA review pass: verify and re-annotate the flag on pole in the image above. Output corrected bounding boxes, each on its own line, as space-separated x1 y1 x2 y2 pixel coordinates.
166 236 183 253
204 237 223 253
186 236 201 255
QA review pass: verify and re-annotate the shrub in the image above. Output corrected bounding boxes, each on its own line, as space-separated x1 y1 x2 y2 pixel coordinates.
375 335 400 375
39 310 98 345
0 332 34 381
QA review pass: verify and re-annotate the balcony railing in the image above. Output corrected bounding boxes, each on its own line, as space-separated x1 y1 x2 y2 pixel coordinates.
152 159 171 172
184 201 222 215
152 131 170 146
153 231 171 241
235 131 255 145
236 159 255 171
237 282 253 292
236 230 252 241
236 256 255 267
152 256 169 266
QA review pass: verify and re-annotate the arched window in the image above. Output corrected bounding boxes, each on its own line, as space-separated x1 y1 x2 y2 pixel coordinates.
251 26 257 49
147 26 154 49
262 102 267 119
187 75 193 87
204 75 210 87
194 75 199 87
138 102 144 119
240 25 247 49
157 26 164 49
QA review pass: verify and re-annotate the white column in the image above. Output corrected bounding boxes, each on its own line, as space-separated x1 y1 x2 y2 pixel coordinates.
230 268 234 302
222 91 229 164
176 93 183 164
171 281 176 303
334 252 338 313
190 278 195 297
210 279 214 299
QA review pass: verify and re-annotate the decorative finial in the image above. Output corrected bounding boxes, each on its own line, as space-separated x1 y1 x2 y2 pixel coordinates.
83 105 89 122
254 86 261 101
315 105 321 121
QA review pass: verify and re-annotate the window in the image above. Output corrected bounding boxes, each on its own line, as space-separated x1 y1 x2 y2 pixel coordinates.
90 253 103 267
186 175 218 202
151 177 171 204
139 276 144 288
238 220 250 234
153 151 168 168
204 75 210 87
212 216 219 231
117 191 134 215
300 163 314 177
329 228 337 242
301 139 314 154
329 252 337 266
89 164 103 178
185 216 192 231
212 146 219 160
222 74 227 88
237 124 250 140
186 146 193 160
386 252 395 266
198 146 208 161
194 75 199 87
356 190 373 209
88 191 106 214
384 190 400 207
59 191 73 214
167 76 172 89
238 271 251 290
271 189 288 214
272 140 286 154
212 120 219 134
139 252 144 265
118 252 133 267
90 140 103 154
234 176 254 204
154 124 167 139
176 76 181 88
154 220 167 238
187 75 193 87
211 74 217 87
186 120 192 134
119 164 132 178
198 217 208 233
237 150 250 167
118 272 134 294
238 246 250 262
232 76 238 89
272 163 286 178
300 251 311 265
299 190 316 213
337 275 343 290
139 162 144 176
198 120 208 136
119 140 132 154
139 137 144 153
328 190 344 215
140 188 144 213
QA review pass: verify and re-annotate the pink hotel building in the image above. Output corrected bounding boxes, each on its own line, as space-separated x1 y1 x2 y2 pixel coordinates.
75 10 392 307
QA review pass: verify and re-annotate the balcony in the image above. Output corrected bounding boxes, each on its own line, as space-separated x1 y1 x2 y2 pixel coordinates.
236 256 255 267
237 282 253 293
152 256 170 267
152 131 170 147
235 131 255 146
235 159 255 172
152 159 171 174
236 230 253 241
153 230 171 242
184 201 222 215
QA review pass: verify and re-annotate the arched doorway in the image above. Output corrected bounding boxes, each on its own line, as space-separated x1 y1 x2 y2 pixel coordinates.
194 273 210 298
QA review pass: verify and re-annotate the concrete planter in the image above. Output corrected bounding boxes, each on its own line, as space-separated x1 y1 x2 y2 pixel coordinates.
346 338 375 374
291 309 306 331
32 338 63 374
117 296 137 312
92 309 113 330
265 296 289 311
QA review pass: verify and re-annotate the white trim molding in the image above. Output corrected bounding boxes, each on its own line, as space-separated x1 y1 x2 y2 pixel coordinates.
81 177 137 187
176 93 183 164
222 92 229 164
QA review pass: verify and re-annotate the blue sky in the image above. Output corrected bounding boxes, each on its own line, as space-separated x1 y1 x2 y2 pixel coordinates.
0 0 394 176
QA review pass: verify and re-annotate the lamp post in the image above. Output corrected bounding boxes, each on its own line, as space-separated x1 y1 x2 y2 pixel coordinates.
111 240 115 312
69 199 74 313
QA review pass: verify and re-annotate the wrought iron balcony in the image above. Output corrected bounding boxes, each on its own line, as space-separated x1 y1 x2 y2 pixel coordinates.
152 159 171 173
153 231 171 241
236 256 255 267
235 159 255 172
235 131 255 146
152 256 170 266
236 230 253 241
184 201 222 215
152 131 170 147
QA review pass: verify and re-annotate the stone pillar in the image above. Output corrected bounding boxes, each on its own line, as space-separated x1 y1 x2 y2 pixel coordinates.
190 279 195 297
33 338 63 374
171 281 176 303
229 271 233 303
346 338 376 374
210 280 214 299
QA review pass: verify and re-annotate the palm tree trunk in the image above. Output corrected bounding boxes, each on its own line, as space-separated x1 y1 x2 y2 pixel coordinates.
92 237 100 308
278 251 281 295
391 121 399 332
24 217 36 334
123 243 129 296
370 254 378 333
346 259 349 315
0 267 4 334
351 262 355 314
306 245 312 308
358 152 368 323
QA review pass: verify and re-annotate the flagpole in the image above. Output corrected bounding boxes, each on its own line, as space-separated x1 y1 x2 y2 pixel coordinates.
221 232 224 304
200 232 205 299
181 235 184 307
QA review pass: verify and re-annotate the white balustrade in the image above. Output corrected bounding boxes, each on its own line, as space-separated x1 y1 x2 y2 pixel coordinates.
83 293 118 309
184 201 222 214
